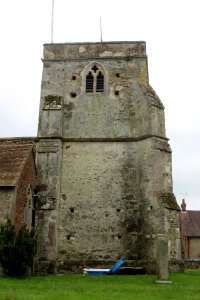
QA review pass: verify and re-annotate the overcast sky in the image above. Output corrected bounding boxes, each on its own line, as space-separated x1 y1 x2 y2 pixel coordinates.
0 0 199 210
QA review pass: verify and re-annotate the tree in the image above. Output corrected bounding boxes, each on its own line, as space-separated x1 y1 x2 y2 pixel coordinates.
0 219 37 276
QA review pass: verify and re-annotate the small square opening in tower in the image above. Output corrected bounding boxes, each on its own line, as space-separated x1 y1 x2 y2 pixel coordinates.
70 92 76 98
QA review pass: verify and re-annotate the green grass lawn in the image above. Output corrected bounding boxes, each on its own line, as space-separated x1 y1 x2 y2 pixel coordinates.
0 269 200 300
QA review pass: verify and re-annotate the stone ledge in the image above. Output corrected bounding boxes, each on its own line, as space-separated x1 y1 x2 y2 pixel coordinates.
155 280 172 284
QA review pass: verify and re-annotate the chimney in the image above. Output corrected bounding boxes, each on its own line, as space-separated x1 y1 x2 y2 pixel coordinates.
181 199 186 212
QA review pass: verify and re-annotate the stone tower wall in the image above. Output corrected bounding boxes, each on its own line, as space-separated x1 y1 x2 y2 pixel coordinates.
58 137 175 264
36 42 181 274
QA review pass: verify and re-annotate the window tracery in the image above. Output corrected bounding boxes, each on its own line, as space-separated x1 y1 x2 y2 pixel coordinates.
86 65 104 93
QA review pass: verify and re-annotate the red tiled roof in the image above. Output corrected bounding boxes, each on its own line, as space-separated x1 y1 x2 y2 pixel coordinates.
0 137 36 144
180 211 200 237
0 141 35 186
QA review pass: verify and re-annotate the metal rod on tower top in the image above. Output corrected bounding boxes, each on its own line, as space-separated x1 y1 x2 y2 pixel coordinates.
51 0 54 43
100 18 103 42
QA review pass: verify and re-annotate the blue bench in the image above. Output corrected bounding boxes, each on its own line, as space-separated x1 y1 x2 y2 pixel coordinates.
83 257 124 276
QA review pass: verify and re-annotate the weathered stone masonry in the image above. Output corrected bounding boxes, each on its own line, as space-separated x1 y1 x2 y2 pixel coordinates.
35 41 181 274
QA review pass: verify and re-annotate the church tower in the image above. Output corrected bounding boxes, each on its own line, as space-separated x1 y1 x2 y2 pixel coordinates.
35 42 181 274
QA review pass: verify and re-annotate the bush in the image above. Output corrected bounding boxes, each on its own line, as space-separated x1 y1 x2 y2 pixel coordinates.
0 219 37 276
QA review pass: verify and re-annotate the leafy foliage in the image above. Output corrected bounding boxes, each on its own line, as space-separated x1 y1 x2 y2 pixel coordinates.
0 219 37 276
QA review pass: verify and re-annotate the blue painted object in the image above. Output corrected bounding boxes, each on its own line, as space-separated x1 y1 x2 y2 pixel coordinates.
86 270 109 276
109 257 124 274
83 257 124 276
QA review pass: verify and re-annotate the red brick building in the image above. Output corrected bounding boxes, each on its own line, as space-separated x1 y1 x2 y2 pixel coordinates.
180 199 200 260
0 138 37 228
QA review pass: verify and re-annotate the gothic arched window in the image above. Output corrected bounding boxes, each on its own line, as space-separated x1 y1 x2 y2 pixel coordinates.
85 65 104 93
96 72 104 92
86 72 94 93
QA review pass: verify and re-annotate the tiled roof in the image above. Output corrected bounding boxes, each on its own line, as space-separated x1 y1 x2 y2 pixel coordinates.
0 138 36 186
0 137 36 145
180 211 200 237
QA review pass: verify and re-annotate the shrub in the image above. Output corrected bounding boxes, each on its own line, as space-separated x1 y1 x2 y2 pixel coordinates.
0 219 37 276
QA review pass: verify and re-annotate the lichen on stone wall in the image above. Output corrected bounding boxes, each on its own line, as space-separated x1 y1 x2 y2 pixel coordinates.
141 84 164 109
168 210 180 260
160 192 180 210
154 138 172 153
37 196 56 210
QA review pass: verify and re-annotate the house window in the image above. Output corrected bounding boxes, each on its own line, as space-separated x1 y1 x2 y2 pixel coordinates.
86 65 104 93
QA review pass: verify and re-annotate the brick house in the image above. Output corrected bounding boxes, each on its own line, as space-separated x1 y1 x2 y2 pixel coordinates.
0 138 37 228
180 199 200 259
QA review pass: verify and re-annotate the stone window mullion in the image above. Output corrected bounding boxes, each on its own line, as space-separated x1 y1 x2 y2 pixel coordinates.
93 73 97 93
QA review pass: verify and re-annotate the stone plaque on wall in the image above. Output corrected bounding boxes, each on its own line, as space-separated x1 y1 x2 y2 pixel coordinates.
43 95 63 110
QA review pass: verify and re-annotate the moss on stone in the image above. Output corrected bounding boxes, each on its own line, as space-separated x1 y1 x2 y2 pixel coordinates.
160 192 180 210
